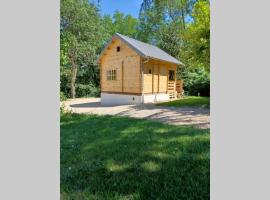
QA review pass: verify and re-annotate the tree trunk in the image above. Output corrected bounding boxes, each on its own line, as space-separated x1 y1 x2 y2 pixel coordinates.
70 56 77 99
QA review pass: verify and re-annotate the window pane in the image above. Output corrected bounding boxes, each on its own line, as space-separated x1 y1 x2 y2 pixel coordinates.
106 69 117 80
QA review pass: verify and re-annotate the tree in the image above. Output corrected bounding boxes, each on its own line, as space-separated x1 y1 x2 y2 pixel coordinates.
185 0 210 71
102 10 138 39
60 0 105 98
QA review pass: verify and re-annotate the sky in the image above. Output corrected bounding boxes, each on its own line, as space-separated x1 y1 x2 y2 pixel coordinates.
92 0 143 18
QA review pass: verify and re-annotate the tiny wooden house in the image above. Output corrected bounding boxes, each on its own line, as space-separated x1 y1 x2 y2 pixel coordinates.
98 33 183 104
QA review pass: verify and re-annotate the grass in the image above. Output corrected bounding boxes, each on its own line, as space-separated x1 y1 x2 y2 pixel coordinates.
61 112 210 200
157 96 210 108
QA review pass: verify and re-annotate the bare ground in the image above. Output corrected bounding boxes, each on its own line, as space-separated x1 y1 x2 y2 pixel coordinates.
63 98 210 129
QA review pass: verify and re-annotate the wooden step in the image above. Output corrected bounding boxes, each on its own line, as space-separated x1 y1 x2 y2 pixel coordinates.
169 91 177 99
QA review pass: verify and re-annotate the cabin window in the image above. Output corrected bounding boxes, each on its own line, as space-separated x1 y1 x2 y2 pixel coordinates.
117 46 120 52
107 69 117 80
148 69 152 74
169 70 175 81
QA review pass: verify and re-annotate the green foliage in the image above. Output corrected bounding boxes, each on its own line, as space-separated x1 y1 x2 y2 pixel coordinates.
184 0 210 70
102 10 138 41
182 67 210 96
61 113 210 200
60 91 67 101
61 0 106 98
75 84 100 97
158 96 210 108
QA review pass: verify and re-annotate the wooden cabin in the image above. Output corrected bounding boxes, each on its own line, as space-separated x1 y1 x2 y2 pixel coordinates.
98 33 183 105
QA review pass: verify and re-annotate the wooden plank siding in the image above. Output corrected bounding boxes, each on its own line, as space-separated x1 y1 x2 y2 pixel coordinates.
142 59 177 94
100 38 141 94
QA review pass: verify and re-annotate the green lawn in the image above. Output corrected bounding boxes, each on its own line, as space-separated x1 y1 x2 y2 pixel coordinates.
157 96 210 108
61 113 210 200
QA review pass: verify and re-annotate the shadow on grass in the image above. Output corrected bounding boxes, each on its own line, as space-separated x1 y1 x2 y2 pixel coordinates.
61 113 210 200
69 101 122 108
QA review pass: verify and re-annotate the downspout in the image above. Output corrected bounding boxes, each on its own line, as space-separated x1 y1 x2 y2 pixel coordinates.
141 57 149 103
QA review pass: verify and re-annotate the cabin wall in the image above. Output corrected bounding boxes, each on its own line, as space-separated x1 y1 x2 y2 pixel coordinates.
100 39 141 94
143 62 153 93
143 59 177 94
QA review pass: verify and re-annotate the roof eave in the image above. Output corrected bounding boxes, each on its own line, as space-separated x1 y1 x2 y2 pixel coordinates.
147 56 184 66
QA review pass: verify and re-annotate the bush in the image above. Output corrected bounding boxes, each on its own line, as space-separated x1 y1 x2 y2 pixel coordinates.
60 91 67 101
75 84 100 97
182 67 210 96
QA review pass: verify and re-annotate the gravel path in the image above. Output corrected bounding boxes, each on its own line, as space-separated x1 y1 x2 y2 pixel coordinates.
63 98 210 129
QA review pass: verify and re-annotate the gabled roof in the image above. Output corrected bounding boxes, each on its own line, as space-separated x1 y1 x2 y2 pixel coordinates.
99 33 183 65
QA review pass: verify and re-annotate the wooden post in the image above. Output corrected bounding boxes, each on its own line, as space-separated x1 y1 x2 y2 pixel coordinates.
174 65 177 91
122 60 124 92
152 64 154 94
166 65 169 94
158 65 160 93
140 58 144 94
99 60 102 92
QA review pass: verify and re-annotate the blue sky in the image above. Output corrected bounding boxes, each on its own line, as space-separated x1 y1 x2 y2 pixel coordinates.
92 0 143 18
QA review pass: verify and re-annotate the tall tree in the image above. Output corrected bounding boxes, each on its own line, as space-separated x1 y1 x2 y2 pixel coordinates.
102 10 138 39
60 0 105 98
185 0 210 70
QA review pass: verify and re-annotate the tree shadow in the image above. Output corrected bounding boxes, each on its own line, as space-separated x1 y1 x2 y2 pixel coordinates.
61 114 210 200
116 104 210 129
70 101 123 108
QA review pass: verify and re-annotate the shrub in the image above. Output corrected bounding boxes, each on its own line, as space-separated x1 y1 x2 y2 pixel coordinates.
60 91 67 101
75 84 100 97
182 67 210 96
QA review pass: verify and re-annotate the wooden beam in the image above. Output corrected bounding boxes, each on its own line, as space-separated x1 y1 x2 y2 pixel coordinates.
140 57 144 94
100 63 102 92
174 65 177 91
158 65 160 93
152 64 154 94
101 91 142 96
166 66 169 93
122 60 124 92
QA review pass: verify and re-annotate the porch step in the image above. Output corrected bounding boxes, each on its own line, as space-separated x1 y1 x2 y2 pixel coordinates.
169 92 177 99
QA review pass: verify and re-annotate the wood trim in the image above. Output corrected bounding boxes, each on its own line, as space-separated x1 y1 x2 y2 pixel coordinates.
143 91 167 94
166 67 169 93
121 60 124 92
174 65 177 90
157 64 160 93
101 91 142 96
152 65 154 94
100 63 102 91
140 57 144 94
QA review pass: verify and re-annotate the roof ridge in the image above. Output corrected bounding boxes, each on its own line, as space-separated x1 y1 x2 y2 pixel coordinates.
115 33 160 50
99 33 183 65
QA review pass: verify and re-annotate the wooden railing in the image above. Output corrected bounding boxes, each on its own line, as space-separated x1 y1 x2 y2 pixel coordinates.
176 80 184 98
167 81 176 99
167 80 184 99
167 81 175 91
